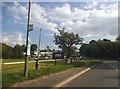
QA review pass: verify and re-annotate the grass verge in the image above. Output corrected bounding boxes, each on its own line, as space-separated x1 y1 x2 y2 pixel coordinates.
2 59 102 87
2 59 25 63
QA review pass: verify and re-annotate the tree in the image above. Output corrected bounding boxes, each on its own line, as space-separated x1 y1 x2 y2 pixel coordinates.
0 43 2 58
115 36 120 58
46 46 51 52
12 44 24 59
89 40 96 44
31 44 37 52
30 44 37 57
80 38 118 60
2 43 25 59
2 43 12 59
116 36 120 43
54 28 83 60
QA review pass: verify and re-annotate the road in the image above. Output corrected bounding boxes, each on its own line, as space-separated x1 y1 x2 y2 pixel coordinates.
61 61 119 87
103 61 118 71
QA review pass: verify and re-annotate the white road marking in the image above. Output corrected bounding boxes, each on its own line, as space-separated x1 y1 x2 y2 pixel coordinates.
54 67 91 87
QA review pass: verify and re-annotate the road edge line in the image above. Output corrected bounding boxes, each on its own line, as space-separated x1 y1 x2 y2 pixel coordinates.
54 67 91 87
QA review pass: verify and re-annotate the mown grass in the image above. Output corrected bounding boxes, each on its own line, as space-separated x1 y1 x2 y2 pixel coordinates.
2 59 25 63
2 59 102 87
2 60 71 87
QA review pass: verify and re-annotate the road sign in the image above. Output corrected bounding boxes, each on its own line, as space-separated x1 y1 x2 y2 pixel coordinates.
29 24 33 32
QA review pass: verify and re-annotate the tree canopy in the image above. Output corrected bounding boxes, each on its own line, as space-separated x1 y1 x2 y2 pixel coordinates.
80 37 120 60
54 28 83 58
46 46 52 52
31 44 37 52
2 43 25 59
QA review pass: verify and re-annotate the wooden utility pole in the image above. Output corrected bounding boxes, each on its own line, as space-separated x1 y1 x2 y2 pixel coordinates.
24 0 31 77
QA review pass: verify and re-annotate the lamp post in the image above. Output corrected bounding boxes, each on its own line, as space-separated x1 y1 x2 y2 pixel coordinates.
24 0 31 77
38 28 42 58
35 28 42 71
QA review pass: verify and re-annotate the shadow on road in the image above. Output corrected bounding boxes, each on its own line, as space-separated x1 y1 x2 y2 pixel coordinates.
103 76 118 79
91 63 113 70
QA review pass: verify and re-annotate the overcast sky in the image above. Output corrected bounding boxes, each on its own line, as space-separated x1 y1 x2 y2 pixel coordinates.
2 1 119 49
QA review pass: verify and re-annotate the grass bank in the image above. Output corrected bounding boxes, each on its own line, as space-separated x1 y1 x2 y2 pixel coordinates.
2 59 102 87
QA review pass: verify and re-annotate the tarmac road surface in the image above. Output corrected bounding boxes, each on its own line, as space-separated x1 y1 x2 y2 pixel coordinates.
62 61 118 87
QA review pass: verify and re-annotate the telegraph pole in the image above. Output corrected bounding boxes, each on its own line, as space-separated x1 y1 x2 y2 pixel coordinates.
24 0 31 77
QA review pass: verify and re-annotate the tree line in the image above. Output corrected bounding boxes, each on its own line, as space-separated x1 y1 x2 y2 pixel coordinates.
1 43 25 59
79 37 120 60
1 43 52 59
54 29 120 60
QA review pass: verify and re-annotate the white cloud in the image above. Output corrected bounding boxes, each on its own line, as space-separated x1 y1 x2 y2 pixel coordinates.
7 2 58 32
48 3 86 21
6 2 118 43
30 3 58 32
84 2 98 9
7 2 28 24
2 32 24 46
58 2 118 42
48 3 72 21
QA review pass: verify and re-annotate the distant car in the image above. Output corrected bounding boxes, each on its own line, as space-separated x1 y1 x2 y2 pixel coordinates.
80 56 84 59
75 57 79 60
